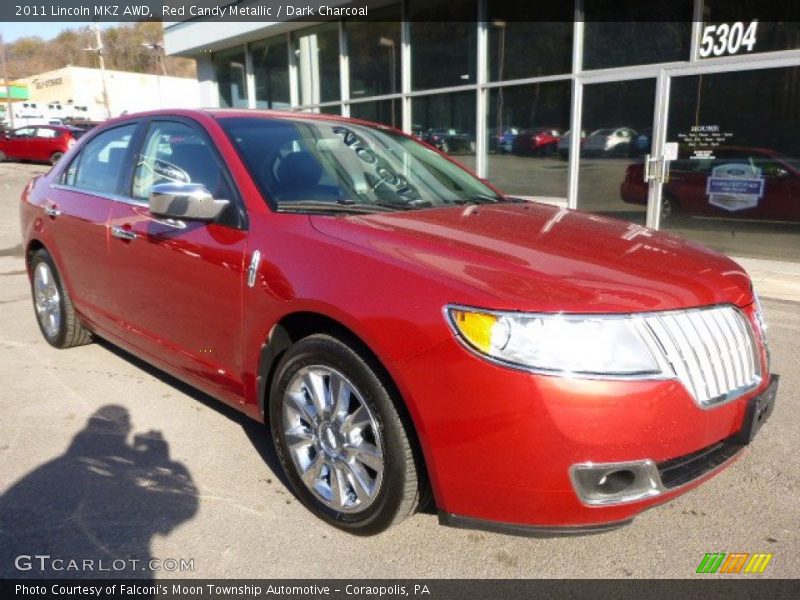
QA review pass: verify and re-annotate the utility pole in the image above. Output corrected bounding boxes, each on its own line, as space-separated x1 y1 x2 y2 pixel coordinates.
0 31 15 129
142 42 165 109
86 24 111 119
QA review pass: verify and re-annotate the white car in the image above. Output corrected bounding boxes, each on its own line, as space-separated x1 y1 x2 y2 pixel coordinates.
583 127 636 157
557 129 586 159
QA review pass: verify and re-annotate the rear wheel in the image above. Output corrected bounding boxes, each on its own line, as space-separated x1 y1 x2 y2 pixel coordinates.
50 152 64 165
660 194 677 221
0 151 6 162
29 249 92 348
269 334 421 535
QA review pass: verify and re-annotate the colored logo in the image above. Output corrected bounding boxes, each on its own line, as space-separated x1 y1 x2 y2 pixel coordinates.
696 552 773 574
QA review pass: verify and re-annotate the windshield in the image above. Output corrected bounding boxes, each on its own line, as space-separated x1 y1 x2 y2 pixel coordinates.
219 116 502 212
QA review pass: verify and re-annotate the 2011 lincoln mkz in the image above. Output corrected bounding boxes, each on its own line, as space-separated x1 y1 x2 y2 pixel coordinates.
20 109 778 536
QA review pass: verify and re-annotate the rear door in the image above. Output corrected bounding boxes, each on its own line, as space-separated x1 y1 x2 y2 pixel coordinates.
105 118 248 403
29 127 60 162
43 122 141 331
4 127 35 159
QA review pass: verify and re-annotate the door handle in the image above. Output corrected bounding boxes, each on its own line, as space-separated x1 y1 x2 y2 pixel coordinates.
44 205 61 218
110 225 138 241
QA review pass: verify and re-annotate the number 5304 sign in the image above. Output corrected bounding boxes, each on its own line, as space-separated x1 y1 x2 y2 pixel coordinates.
700 21 758 58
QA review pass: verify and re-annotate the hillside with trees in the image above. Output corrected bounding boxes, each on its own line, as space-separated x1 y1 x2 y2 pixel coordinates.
5 22 196 80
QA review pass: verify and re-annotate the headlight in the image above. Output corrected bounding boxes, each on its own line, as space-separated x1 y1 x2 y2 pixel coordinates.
446 306 665 377
753 291 768 336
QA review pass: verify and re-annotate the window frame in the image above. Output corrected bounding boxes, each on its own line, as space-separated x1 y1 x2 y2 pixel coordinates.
129 116 249 231
55 121 144 199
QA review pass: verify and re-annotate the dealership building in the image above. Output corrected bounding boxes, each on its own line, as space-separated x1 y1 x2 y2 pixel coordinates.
164 0 800 266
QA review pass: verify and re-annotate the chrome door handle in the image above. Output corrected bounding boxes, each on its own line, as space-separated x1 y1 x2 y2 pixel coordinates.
45 206 61 218
110 226 138 241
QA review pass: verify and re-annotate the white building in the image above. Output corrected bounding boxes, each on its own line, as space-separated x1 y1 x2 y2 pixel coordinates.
18 66 201 122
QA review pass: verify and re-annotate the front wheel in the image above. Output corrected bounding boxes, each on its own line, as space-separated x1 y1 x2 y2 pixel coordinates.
269 334 422 535
29 249 92 348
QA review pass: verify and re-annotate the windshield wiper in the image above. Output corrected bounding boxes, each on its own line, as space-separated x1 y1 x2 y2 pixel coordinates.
276 199 400 214
450 194 518 206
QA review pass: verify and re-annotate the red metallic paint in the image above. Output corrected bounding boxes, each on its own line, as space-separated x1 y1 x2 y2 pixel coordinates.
20 109 769 530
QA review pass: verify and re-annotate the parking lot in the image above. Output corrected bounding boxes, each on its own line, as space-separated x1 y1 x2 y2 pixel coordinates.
0 161 798 579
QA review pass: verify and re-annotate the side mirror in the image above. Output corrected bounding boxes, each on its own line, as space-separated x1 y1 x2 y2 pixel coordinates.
149 182 229 221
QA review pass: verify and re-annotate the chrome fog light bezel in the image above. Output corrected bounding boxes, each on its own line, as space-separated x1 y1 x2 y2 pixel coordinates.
569 460 664 506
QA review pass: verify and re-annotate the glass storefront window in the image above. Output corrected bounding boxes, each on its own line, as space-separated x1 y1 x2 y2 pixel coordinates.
579 79 657 224
318 105 341 115
659 67 800 262
213 47 247 108
700 2 800 58
412 91 476 170
583 0 693 70
486 81 571 198
252 36 290 109
346 5 402 99
350 99 402 128
487 3 572 81
293 23 341 105
408 0 477 91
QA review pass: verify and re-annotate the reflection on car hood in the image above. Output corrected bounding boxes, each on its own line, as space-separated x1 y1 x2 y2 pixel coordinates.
310 203 753 313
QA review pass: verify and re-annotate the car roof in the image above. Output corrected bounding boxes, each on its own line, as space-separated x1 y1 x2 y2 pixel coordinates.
96 108 403 136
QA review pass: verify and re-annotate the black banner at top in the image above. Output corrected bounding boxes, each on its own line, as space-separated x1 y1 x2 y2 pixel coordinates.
2 0 800 23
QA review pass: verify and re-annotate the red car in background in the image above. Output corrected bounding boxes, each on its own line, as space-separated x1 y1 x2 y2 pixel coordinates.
20 110 777 537
512 128 562 156
0 125 85 165
621 146 800 221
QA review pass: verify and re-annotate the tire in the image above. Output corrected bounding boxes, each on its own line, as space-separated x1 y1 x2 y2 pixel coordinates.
660 194 677 221
29 248 92 349
269 334 421 535
50 152 64 165
0 151 6 162
439 141 450 154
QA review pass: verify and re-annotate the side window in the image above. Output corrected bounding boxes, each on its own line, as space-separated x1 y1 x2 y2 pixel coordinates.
13 128 35 138
35 128 58 139
72 125 137 195
132 121 231 201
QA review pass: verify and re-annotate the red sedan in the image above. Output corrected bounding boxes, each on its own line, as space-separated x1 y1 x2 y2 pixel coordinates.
512 128 562 156
621 146 800 221
0 125 84 165
20 110 777 536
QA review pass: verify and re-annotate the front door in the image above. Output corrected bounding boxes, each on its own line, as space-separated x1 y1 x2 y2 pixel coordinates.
106 118 248 404
658 66 800 262
577 77 658 227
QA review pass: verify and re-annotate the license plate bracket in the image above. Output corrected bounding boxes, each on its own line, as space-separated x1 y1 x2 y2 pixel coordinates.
733 374 779 446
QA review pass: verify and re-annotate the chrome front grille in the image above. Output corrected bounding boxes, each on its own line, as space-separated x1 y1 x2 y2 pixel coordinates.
638 306 762 407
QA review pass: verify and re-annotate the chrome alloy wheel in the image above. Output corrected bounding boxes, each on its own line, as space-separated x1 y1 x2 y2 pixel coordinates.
33 262 61 339
281 365 384 513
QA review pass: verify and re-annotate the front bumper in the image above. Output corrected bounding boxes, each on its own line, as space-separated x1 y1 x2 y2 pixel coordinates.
394 317 775 533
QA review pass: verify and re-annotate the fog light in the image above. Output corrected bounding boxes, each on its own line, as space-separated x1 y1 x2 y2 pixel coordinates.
570 460 663 506
596 469 636 494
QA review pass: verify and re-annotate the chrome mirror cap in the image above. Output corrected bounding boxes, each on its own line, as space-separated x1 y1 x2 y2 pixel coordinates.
149 182 229 221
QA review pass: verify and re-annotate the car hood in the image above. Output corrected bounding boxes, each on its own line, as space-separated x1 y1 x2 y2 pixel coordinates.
310 203 753 313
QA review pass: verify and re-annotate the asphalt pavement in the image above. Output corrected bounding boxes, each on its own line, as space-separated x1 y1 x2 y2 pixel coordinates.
0 162 797 579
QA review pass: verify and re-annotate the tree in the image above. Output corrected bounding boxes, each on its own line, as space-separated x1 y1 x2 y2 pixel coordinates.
5 23 196 80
